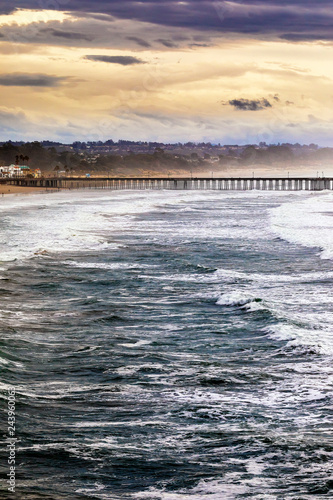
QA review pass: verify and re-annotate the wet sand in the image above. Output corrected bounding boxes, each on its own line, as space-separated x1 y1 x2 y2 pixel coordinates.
0 185 59 196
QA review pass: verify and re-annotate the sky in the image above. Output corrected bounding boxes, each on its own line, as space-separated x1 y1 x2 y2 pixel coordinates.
0 1 332 145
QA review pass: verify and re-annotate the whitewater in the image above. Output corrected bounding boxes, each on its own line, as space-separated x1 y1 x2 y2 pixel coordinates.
0 189 332 499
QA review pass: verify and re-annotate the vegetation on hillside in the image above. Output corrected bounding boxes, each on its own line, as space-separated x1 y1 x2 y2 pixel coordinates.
0 141 332 175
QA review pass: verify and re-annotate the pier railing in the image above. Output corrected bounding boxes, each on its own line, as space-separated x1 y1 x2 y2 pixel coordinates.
6 177 333 191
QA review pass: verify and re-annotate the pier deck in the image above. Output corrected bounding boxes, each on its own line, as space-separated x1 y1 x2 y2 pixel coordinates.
5 177 333 191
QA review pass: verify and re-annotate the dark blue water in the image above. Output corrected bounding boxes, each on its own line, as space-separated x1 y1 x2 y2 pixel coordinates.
0 190 332 499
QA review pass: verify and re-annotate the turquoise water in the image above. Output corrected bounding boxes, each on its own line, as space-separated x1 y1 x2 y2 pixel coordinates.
0 190 332 499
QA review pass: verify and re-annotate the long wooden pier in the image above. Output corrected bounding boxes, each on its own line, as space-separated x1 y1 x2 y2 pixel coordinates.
5 177 333 191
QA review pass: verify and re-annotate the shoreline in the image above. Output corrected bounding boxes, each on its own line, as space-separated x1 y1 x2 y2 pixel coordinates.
0 185 60 196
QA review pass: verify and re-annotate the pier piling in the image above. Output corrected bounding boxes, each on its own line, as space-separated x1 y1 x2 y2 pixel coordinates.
4 177 333 191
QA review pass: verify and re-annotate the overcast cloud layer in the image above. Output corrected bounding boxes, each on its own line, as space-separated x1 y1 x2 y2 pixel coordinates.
0 73 68 86
0 1 332 146
0 1 333 40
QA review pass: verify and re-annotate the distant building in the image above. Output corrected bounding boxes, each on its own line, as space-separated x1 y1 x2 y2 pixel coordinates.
0 166 11 177
0 164 31 178
33 169 42 178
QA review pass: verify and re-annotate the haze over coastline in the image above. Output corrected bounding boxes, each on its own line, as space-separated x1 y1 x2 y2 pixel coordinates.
1 139 333 179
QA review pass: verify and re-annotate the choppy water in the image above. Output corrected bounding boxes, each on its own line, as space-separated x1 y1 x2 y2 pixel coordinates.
0 189 333 499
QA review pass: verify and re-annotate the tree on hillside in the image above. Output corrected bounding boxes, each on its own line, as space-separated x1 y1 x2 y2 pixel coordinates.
241 146 258 164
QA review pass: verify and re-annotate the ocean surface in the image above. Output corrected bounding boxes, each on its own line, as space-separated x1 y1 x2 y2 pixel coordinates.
0 189 332 499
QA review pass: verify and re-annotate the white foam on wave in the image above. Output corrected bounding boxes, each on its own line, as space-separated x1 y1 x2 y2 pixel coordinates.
266 323 333 356
0 190 174 263
132 476 254 499
72 419 172 428
215 285 333 354
213 272 333 353
119 340 152 348
0 189 295 266
114 362 166 378
215 267 333 284
143 266 333 287
0 356 24 368
0 189 243 264
18 441 96 462
216 291 265 311
9 381 117 399
270 192 333 259
65 261 139 270
75 483 106 496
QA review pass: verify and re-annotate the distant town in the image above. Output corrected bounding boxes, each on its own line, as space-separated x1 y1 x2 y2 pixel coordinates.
0 163 42 179
0 140 332 178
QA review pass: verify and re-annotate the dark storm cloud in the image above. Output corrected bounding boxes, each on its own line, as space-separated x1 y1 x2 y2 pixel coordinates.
41 28 93 41
71 12 115 22
190 43 211 48
280 33 333 42
156 39 177 48
0 73 68 87
126 36 151 48
0 1 333 41
84 55 145 65
227 98 272 111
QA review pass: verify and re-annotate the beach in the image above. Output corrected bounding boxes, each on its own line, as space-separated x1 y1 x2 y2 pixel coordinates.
0 185 58 196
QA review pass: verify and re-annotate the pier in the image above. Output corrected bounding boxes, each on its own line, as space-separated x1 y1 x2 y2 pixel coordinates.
5 176 333 191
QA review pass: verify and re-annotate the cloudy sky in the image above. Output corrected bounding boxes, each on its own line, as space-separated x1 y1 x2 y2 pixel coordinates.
0 1 332 144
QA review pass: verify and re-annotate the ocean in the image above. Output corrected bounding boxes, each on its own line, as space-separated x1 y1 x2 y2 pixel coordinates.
0 189 332 499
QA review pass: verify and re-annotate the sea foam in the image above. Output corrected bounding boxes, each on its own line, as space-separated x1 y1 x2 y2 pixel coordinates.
270 192 333 259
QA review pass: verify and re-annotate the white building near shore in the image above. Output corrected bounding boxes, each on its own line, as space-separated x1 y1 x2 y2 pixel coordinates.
0 164 31 178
